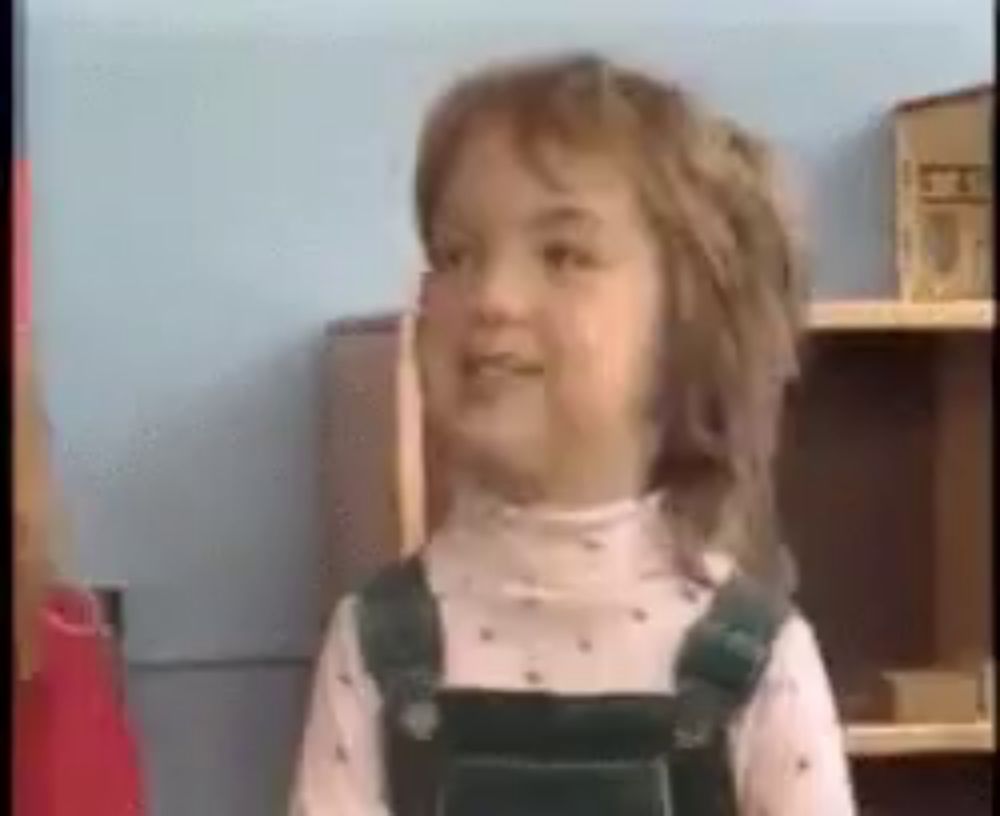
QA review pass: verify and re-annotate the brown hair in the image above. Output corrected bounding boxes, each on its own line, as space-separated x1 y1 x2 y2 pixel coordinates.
415 54 807 587
14 343 60 680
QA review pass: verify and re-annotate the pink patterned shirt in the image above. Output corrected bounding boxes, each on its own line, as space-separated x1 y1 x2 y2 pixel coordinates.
292 490 856 816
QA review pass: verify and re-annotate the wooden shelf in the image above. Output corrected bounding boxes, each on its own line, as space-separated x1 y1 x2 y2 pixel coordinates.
807 300 994 332
845 720 995 757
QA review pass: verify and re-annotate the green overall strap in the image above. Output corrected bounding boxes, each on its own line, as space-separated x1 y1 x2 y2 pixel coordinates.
669 573 791 816
356 556 442 716
356 558 443 816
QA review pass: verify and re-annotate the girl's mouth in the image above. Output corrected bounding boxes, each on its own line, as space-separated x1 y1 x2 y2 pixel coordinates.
462 353 543 389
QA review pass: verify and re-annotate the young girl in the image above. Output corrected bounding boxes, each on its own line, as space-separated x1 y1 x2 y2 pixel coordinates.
293 54 855 816
13 163 146 816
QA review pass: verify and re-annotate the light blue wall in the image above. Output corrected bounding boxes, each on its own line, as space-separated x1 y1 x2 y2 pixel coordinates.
24 2 993 813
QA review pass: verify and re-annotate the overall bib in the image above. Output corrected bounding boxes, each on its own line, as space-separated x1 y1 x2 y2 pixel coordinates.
357 559 788 816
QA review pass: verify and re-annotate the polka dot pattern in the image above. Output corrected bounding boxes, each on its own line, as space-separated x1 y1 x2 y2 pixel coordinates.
680 582 701 604
524 669 544 687
292 492 856 816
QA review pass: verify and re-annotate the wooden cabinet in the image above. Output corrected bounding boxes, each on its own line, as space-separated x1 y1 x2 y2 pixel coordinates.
782 300 994 814
324 299 995 811
780 301 993 720
322 314 413 598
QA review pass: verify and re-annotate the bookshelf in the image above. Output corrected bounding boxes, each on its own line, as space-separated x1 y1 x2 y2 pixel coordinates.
845 721 994 758
780 299 994 806
807 299 994 332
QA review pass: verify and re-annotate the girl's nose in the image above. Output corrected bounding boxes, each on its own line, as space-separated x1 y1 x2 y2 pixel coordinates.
469 253 534 326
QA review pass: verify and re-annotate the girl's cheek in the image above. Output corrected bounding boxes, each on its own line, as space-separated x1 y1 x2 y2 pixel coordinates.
557 299 660 425
422 281 471 343
553 300 625 378
545 313 612 417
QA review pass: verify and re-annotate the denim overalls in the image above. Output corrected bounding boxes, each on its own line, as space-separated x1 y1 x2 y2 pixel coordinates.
357 558 788 816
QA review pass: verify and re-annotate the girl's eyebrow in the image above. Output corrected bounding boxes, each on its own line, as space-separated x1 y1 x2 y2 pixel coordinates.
525 205 601 232
429 212 475 239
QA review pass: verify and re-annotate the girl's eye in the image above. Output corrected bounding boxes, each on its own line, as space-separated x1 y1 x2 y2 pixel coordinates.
541 241 596 274
431 242 475 276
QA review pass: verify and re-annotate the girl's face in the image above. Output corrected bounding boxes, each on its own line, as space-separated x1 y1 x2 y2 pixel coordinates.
418 122 665 505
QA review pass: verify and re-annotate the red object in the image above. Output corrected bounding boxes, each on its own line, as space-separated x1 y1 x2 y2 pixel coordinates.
14 587 146 816
12 159 32 337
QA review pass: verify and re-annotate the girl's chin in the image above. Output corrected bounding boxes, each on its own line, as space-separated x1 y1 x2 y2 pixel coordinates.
452 427 548 498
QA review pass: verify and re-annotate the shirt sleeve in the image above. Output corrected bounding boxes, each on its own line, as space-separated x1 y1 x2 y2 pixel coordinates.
729 615 857 816
290 596 389 816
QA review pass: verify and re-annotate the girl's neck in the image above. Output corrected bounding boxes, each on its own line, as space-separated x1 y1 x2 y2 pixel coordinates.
461 432 655 511
442 480 673 594
458 469 649 515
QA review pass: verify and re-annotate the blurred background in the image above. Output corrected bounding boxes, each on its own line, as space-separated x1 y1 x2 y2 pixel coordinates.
14 1 993 813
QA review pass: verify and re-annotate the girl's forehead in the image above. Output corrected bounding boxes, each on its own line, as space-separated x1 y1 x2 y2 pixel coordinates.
435 121 638 226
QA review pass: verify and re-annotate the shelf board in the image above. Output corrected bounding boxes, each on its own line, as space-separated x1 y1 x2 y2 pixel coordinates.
808 300 995 332
845 720 995 757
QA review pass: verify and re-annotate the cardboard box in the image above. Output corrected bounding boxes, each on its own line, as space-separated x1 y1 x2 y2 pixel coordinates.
894 85 994 301
883 669 980 723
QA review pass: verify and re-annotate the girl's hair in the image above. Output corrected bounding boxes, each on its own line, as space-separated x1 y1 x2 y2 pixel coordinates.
414 54 807 587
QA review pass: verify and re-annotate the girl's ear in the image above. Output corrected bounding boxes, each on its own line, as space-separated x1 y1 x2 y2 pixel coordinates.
415 268 433 315
413 268 438 354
